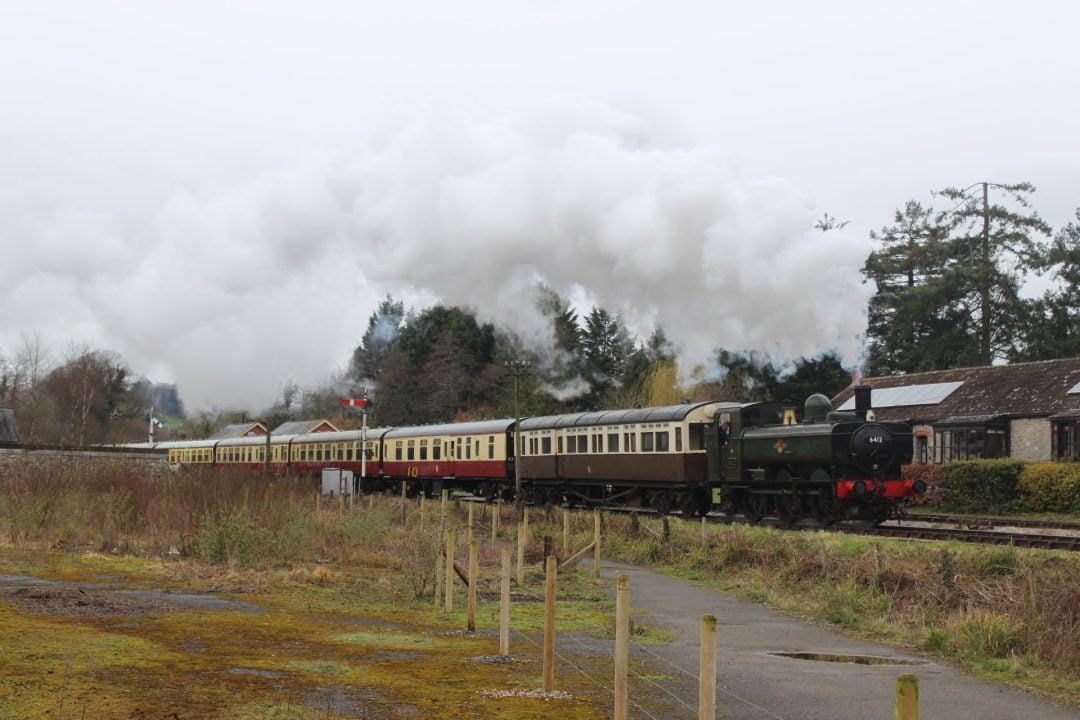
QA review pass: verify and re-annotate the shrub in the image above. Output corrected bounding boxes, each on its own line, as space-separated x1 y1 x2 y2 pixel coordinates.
194 508 270 568
1018 462 1080 513
937 459 1026 513
954 612 1026 659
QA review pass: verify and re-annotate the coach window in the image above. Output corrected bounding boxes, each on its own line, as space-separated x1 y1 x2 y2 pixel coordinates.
539 436 549 454
488 436 495 458
407 440 415 461
433 439 442 461
607 433 619 452
656 431 669 452
465 439 471 460
420 439 428 461
675 427 683 452
557 437 563 454
395 441 403 461
475 439 480 457
592 434 602 453
641 432 654 452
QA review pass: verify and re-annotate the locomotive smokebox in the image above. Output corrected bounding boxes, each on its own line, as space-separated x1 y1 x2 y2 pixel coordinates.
853 385 872 420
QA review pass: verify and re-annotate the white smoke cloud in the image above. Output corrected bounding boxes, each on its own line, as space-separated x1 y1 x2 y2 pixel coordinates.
0 102 872 410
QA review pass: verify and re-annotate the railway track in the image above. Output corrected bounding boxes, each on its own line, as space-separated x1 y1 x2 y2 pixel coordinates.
458 497 1080 552
898 512 1080 532
847 524 1080 551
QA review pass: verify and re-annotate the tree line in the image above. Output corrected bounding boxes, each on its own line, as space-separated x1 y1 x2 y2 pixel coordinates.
0 335 182 445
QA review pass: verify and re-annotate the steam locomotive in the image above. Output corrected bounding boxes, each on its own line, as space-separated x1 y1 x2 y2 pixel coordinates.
157 386 921 526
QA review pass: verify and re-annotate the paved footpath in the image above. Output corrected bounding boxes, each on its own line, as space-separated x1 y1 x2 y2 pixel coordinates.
600 561 1079 720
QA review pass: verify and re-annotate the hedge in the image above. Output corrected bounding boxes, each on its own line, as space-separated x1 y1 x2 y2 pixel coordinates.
1018 462 1080 513
937 459 1027 514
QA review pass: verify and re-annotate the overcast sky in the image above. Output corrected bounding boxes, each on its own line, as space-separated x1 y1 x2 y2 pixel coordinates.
2 0 1078 410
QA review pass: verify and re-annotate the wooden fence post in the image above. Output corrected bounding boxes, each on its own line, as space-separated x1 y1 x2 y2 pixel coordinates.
491 502 499 544
467 539 479 632
614 574 630 720
593 510 602 578
444 529 456 614
517 507 529 585
895 674 920 720
699 615 717 720
500 547 511 656
440 488 448 527
563 509 570 557
543 555 557 691
434 548 444 610
467 502 475 548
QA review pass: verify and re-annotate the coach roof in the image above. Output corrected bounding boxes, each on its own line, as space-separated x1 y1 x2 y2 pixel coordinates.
520 401 737 431
384 419 514 439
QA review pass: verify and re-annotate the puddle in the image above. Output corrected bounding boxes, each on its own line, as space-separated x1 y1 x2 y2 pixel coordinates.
367 650 423 662
769 651 927 666
0 573 60 587
225 667 289 678
300 686 390 719
2 574 261 615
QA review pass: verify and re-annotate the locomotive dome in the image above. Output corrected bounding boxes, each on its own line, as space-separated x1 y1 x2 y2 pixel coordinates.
804 393 831 423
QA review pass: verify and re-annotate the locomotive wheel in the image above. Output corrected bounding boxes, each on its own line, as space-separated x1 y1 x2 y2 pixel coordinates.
745 493 766 522
679 492 698 517
816 491 838 524
779 493 802 524
652 492 673 516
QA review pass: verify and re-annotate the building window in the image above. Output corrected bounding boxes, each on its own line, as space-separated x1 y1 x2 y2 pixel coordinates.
1052 420 1080 461
934 425 1007 462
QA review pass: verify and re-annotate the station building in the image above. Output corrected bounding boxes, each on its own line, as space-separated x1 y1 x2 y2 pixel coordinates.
831 357 1080 464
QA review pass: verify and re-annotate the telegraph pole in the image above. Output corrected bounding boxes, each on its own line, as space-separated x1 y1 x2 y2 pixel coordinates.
504 360 531 504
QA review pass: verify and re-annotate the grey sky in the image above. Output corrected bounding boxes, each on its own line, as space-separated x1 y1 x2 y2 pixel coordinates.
2 0 1078 409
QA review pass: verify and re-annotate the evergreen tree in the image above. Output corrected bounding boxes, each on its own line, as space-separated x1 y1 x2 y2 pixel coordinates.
935 182 1050 365
350 295 405 382
862 201 958 374
863 185 1050 372
1014 209 1080 360
581 308 632 387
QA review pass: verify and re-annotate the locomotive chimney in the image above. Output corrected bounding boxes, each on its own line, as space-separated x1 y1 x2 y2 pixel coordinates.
853 385 871 421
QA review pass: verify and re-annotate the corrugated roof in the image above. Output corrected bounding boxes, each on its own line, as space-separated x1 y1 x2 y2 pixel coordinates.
831 357 1080 422
0 408 18 443
836 382 962 410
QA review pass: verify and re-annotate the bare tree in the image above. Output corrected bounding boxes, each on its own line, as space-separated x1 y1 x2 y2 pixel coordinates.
14 333 51 444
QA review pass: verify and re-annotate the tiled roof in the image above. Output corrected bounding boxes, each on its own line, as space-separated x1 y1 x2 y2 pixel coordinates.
0 408 17 443
271 419 340 436
832 357 1080 423
209 422 268 439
